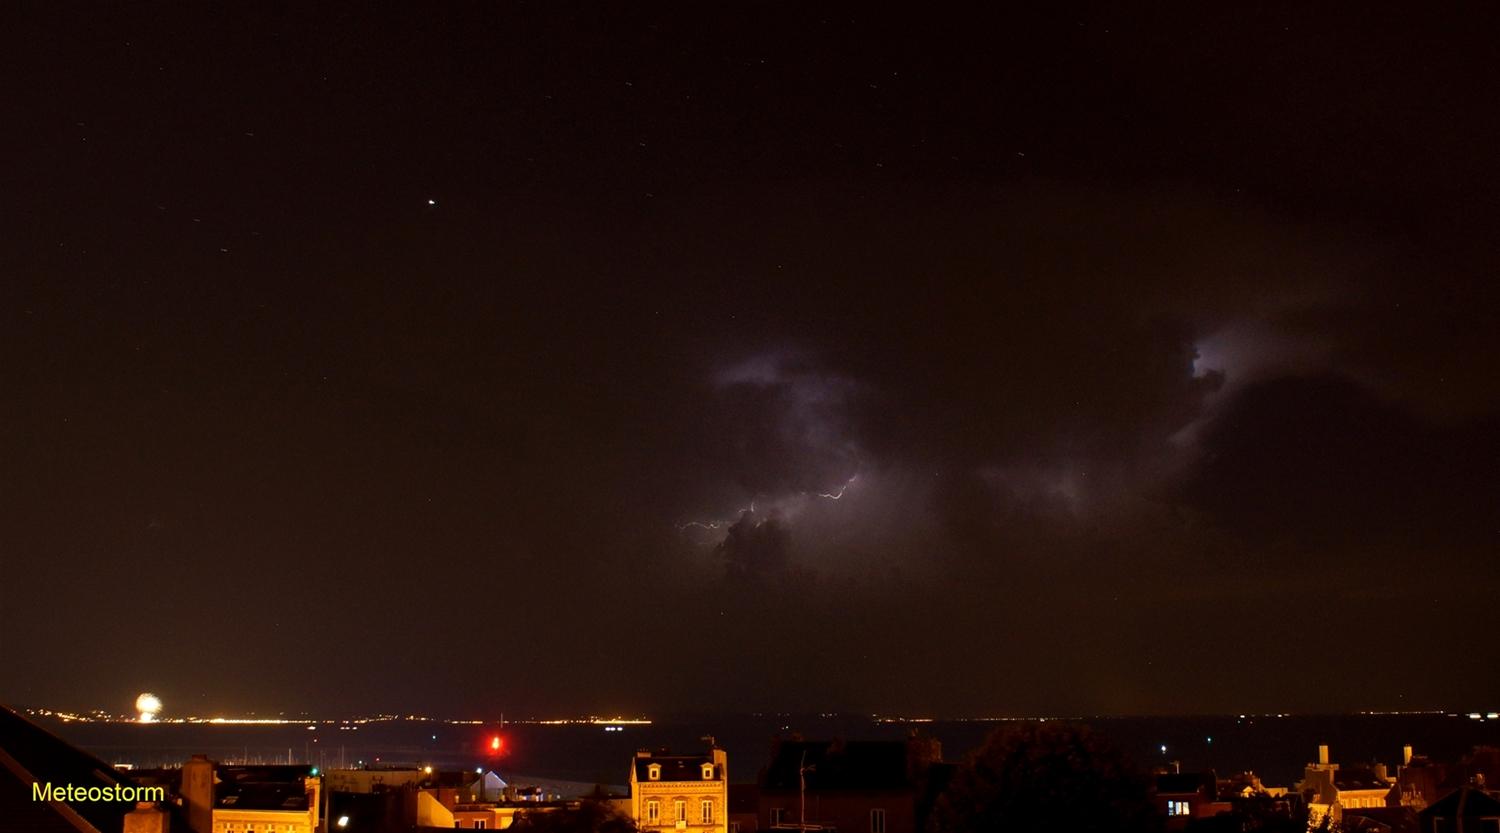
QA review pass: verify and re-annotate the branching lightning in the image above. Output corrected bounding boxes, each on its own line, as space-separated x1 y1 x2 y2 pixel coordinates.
676 475 858 537
816 474 857 500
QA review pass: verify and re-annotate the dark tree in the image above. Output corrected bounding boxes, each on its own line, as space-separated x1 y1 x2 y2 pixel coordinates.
1185 792 1314 833
927 722 1161 833
510 801 638 833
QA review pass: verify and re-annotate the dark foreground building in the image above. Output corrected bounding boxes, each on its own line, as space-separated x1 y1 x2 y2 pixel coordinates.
755 737 948 833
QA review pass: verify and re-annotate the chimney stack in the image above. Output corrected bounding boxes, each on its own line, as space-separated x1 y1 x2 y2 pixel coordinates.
123 801 169 833
181 754 216 833
1318 745 1330 766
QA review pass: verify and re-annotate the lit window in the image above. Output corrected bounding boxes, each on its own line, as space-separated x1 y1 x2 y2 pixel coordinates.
871 808 887 833
676 800 686 821
648 764 661 781
647 800 660 822
1168 800 1191 816
701 799 714 824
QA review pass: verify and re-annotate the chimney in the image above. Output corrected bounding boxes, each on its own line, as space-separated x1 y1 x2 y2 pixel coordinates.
1403 745 1414 766
1318 745 1330 766
180 755 216 833
123 801 170 833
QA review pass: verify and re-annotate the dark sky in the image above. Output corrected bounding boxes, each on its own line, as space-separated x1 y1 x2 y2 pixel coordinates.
4 5 1497 718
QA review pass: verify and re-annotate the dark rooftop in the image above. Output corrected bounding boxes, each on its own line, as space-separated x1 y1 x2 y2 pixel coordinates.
634 754 719 783
215 764 316 812
216 781 313 812
1155 771 1217 796
1334 767 1393 791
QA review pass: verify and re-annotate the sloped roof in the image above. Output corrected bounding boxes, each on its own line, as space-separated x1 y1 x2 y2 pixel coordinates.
0 704 163 833
215 764 316 811
634 755 719 782
0 764 86 833
1342 806 1419 833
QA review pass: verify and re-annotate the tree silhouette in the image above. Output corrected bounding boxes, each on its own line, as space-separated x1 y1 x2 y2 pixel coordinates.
510 800 638 833
927 722 1160 833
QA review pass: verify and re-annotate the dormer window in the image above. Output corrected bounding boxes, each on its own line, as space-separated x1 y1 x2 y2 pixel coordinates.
647 763 661 781
702 763 715 780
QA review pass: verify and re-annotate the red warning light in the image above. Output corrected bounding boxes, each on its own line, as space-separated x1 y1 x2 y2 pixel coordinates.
490 735 502 753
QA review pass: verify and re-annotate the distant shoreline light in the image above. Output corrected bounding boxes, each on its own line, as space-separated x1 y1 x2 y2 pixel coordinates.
22 708 652 726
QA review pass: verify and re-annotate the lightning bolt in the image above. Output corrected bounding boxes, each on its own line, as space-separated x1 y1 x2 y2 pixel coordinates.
815 474 857 500
676 475 858 535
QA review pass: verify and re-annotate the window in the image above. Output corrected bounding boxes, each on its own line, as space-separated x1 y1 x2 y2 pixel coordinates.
770 808 786 826
1167 800 1191 816
675 800 686 821
870 808 887 833
647 800 660 822
730 824 740 833
701 799 714 824
702 763 715 780
648 763 662 781
474 822 487 830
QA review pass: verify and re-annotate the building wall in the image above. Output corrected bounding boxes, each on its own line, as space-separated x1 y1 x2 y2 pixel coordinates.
417 791 455 828
211 777 319 833
212 810 316 833
325 769 426 794
759 790 915 833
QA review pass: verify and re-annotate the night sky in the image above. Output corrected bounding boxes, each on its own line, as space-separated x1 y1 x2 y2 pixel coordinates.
5 5 1497 719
